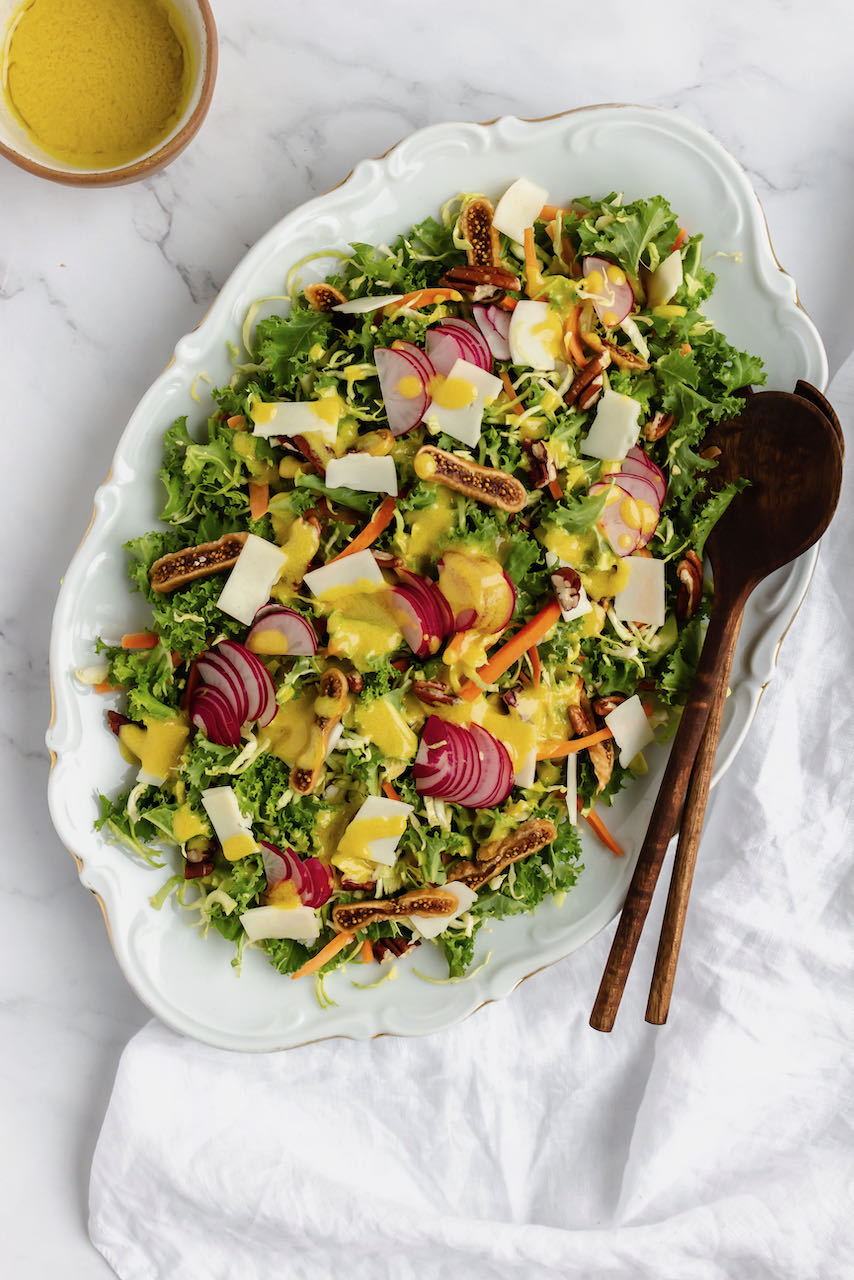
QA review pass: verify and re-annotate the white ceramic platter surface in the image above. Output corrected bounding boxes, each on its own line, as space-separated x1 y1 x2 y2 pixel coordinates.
47 107 827 1051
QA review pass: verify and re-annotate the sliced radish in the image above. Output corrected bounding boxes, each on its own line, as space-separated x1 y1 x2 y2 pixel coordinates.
394 568 452 641
389 585 441 657
463 725 514 808
413 718 513 808
472 305 511 360
426 319 492 373
375 347 431 437
259 839 333 907
246 607 318 657
622 445 667 505
393 341 435 383
190 686 242 746
583 255 635 327
589 481 643 557
602 471 660 547
214 640 277 726
195 651 249 724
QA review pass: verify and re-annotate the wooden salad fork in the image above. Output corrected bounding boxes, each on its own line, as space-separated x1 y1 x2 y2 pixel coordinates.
590 386 844 1033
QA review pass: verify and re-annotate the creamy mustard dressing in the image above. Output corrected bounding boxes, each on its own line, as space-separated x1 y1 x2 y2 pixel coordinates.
118 715 189 780
353 697 417 759
264 880 302 909
320 580 402 667
172 804 207 844
223 832 257 863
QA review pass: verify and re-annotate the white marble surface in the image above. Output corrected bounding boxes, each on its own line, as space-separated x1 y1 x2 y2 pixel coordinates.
3 0 854 1273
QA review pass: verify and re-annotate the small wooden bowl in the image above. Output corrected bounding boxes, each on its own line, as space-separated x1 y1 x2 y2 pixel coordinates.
0 0 217 187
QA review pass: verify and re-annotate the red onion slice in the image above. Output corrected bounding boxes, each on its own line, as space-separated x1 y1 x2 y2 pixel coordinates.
246 607 318 656
375 347 431 437
582 255 635 326
472 305 511 360
190 686 242 747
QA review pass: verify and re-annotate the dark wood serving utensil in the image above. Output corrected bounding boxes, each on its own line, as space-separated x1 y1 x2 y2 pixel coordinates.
590 388 844 1033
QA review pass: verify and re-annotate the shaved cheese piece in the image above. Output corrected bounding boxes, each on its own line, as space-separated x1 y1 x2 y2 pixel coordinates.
581 389 642 461
407 881 478 940
566 752 578 825
605 694 654 766
303 549 384 596
217 534 287 626
250 398 339 443
493 177 549 243
325 453 398 496
509 299 562 371
201 786 259 862
338 795 414 867
239 904 320 943
613 556 665 628
514 748 537 789
422 357 502 447
324 722 344 760
332 294 403 314
646 249 684 308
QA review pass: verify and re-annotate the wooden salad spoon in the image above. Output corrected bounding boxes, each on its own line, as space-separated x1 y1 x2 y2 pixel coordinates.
590 387 844 1033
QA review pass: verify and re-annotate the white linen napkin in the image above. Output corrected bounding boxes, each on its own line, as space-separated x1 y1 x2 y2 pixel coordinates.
89 363 854 1280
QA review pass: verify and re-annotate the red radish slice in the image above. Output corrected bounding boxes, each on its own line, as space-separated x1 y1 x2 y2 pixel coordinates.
602 470 660 511
472 305 511 360
413 718 513 808
301 858 333 907
259 840 333 907
394 568 453 640
425 329 470 378
375 347 431 436
214 640 277 726
196 652 249 724
246 607 318 656
392 341 435 383
622 445 667 505
453 606 477 631
190 686 242 747
466 724 514 807
389 586 437 657
430 318 492 371
415 722 477 800
477 571 517 634
589 481 643 557
583 255 634 327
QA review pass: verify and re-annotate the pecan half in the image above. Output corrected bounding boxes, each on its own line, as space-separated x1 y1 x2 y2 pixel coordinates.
591 694 626 717
184 858 214 880
565 351 610 407
374 936 421 962
331 886 459 933
438 264 521 301
577 377 604 411
345 672 363 694
524 439 558 489
414 446 527 513
149 532 248 594
107 710 134 736
676 550 703 621
644 410 675 442
412 679 461 707
304 282 347 312
290 667 350 796
699 444 722 461
571 688 613 792
551 566 582 617
449 818 557 890
340 877 376 892
459 197 500 269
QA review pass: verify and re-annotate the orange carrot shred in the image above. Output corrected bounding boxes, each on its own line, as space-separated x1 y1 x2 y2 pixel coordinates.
121 632 158 650
499 370 523 415
680 342 692 355
249 482 269 520
584 809 625 857
291 931 355 980
537 727 614 760
528 645 541 689
227 414 248 431
672 227 688 252
382 780 403 804
538 204 561 221
360 939 374 965
93 680 119 694
328 496 396 563
547 476 563 501
386 287 462 313
459 600 561 702
563 305 587 368
499 295 518 311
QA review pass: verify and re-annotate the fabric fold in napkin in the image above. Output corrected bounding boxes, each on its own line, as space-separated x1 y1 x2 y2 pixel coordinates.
89 361 854 1280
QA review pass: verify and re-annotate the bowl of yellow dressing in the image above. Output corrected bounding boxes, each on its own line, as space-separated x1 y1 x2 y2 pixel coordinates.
0 0 216 184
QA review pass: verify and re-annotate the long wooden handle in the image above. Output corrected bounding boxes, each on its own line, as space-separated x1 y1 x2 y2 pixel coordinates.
645 643 733 1025
589 595 748 1033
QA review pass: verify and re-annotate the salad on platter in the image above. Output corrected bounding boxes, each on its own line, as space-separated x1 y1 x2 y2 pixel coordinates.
87 177 763 993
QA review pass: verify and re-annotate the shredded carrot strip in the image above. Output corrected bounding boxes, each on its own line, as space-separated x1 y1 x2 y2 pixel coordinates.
291 931 355 980
538 204 562 221
499 370 523 415
523 226 544 298
537 727 613 760
499 295 518 312
121 632 158 650
459 600 561 702
672 227 688 252
547 477 563 501
584 809 625 857
94 680 119 694
249 482 269 520
382 780 403 804
328 496 396 562
527 645 541 689
360 939 374 964
387 288 462 312
226 414 248 431
563 305 587 368
680 342 692 356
